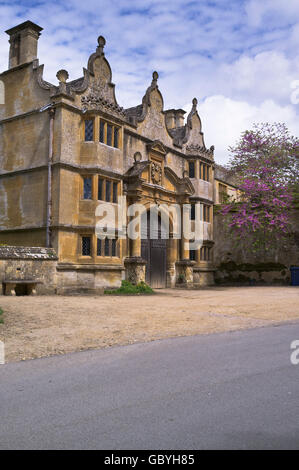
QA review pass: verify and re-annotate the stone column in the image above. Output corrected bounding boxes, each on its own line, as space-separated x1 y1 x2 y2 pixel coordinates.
180 203 190 261
130 227 141 258
124 257 146 285
195 245 201 264
175 202 195 288
166 234 178 288
180 236 189 261
124 200 146 285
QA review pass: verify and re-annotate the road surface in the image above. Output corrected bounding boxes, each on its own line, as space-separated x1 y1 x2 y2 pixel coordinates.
1 323 299 449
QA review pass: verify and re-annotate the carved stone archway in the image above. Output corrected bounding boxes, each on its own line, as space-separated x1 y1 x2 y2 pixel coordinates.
123 152 195 287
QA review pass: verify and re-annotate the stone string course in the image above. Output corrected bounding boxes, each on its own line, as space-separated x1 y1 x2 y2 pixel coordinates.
0 246 58 260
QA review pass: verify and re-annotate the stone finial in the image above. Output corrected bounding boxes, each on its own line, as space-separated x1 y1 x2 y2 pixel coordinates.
134 151 142 163
97 36 106 54
152 71 159 86
192 97 198 109
56 69 69 83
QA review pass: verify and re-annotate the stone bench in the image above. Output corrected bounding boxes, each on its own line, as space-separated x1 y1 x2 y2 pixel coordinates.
2 279 43 296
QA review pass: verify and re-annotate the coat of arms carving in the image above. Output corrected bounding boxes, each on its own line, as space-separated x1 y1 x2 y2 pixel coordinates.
151 162 162 185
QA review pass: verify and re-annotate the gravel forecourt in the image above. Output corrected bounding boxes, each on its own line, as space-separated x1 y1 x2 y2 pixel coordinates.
0 286 298 362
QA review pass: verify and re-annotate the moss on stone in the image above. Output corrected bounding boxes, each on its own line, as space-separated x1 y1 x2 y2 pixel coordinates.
218 261 287 273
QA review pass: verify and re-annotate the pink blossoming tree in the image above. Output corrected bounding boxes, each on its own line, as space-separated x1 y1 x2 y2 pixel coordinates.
221 123 299 259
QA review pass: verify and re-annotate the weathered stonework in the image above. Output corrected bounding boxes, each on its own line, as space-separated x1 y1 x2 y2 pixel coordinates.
0 246 58 294
213 210 299 286
175 260 195 288
193 267 215 287
0 20 242 292
124 257 146 285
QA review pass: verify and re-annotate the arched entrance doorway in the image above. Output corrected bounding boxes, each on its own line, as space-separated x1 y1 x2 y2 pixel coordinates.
141 211 167 288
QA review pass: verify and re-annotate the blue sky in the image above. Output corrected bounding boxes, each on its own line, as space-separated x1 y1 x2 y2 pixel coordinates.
0 0 298 163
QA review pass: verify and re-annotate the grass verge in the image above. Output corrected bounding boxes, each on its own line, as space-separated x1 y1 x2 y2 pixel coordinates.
104 280 154 295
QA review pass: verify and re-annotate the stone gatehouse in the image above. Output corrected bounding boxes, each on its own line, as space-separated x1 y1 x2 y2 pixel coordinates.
0 20 238 293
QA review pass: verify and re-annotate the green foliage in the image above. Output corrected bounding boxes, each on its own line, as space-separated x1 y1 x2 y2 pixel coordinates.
104 280 154 295
0 308 4 324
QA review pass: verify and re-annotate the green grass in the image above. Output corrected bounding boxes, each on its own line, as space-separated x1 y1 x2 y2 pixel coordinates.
104 280 154 295
0 308 3 324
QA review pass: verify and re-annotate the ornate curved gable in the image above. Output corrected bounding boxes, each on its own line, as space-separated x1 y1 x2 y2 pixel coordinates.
85 37 114 103
169 98 215 160
36 35 126 119
126 72 174 146
185 98 203 145
81 36 125 118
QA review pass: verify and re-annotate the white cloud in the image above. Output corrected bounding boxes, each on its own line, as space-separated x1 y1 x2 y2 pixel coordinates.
199 95 299 164
246 0 299 27
215 51 299 106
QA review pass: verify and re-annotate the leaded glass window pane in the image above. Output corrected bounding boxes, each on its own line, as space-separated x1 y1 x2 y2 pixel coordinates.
203 205 210 222
82 236 91 256
97 238 102 256
113 182 118 203
189 161 195 178
104 238 110 256
105 180 111 202
85 119 93 141
191 204 196 220
113 127 119 148
206 206 210 222
99 120 105 143
98 178 103 200
111 238 117 257
107 124 112 146
83 177 92 199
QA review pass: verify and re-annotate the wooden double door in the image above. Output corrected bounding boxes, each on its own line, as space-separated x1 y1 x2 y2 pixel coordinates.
141 212 167 288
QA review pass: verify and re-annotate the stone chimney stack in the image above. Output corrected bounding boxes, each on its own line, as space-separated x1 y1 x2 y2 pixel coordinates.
5 21 43 69
174 110 186 128
165 109 186 129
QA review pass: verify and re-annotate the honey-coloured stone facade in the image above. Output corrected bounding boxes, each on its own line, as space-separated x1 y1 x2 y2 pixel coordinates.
0 21 239 292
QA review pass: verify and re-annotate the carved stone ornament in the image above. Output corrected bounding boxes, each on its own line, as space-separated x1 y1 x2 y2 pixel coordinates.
134 152 142 163
81 77 126 118
151 162 162 185
186 144 215 158
56 69 69 83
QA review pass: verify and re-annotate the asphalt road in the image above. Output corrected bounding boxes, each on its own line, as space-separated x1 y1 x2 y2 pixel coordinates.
1 323 299 450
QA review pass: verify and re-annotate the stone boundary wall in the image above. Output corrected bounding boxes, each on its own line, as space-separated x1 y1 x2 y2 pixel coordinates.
215 261 290 286
213 208 299 286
